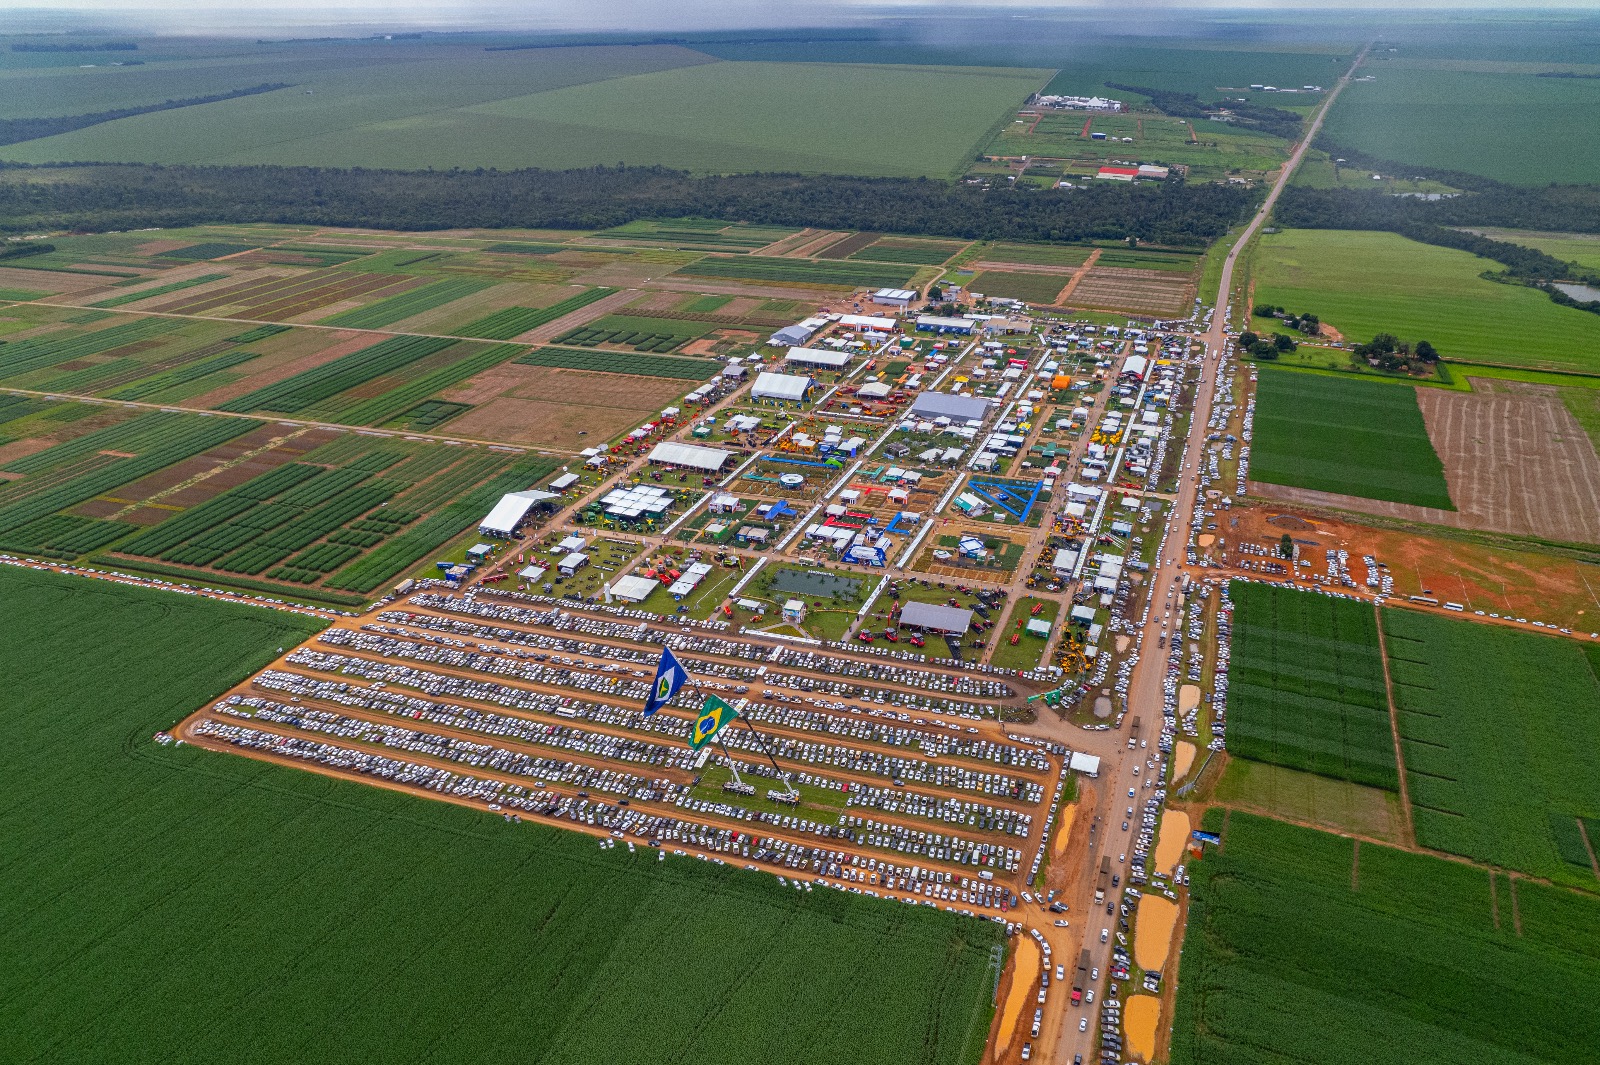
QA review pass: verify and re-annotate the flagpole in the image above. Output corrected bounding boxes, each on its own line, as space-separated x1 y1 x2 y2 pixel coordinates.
682 670 797 800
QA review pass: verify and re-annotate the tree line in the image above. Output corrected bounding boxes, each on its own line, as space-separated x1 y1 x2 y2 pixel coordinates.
0 162 1259 247
1104 82 1304 140
0 85 290 148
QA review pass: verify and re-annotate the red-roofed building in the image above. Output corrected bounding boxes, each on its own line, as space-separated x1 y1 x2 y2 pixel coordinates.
1096 166 1140 182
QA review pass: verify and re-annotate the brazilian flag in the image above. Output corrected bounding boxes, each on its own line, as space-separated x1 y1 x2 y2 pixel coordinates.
689 696 740 750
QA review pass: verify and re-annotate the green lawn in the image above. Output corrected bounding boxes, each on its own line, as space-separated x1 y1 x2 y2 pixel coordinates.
1321 63 1600 185
1467 229 1600 273
1382 608 1600 889
1251 229 1600 373
1171 811 1600 1065
1250 369 1454 509
0 565 1002 1064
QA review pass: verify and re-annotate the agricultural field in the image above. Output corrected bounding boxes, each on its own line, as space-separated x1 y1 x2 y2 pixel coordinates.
0 565 1002 1065
985 110 1292 183
1465 229 1600 274
554 314 717 354
1250 370 1454 510
968 270 1066 305
0 41 1049 180
1068 264 1196 316
968 243 1092 269
1382 608 1600 887
1225 582 1398 791
847 237 970 266
0 398 562 603
1170 811 1600 1065
1321 63 1600 185
675 255 923 290
1250 229 1600 372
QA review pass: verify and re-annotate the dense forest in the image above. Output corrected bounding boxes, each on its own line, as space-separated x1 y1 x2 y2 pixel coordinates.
0 85 290 148
0 163 1258 246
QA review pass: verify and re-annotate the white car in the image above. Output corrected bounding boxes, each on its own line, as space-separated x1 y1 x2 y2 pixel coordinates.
1079 1018 1089 1033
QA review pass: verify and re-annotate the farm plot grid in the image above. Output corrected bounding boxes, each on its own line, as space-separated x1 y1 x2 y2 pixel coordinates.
179 589 1060 933
675 256 922 290
1224 582 1398 791
1170 811 1600 1065
0 565 1002 1065
1381 608 1600 887
1251 370 1455 510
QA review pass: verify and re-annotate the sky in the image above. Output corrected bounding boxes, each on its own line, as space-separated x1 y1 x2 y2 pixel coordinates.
4 0 1598 36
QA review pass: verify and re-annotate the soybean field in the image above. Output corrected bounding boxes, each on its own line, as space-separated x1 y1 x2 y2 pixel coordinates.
1225 582 1398 791
0 565 1003 1065
1170 811 1600 1065
1382 608 1600 887
1250 370 1454 510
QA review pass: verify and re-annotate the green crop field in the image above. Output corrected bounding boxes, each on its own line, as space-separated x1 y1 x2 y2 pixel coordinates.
1226 582 1398 790
968 270 1066 304
0 411 257 559
555 314 717 353
455 287 616 340
1382 609 1600 887
1322 63 1600 185
514 346 719 380
1251 229 1600 373
974 243 1092 268
0 565 1002 1065
849 238 967 266
677 256 920 289
319 277 492 329
1251 370 1454 509
0 46 1047 180
215 334 461 413
1170 811 1600 1065
1467 229 1600 273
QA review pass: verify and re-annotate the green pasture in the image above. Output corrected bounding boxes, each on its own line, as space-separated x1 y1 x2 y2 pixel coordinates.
1251 229 1600 373
1321 63 1600 185
0 566 1002 1065
1465 229 1600 273
1251 369 1453 509
1171 811 1600 1065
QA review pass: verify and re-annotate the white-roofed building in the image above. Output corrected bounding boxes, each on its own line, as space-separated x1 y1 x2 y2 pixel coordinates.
750 371 815 403
840 314 898 331
856 381 893 400
558 551 589 576
609 574 660 602
898 600 973 634
911 392 990 423
477 489 559 538
915 314 975 334
646 441 733 472
872 288 918 307
785 346 852 369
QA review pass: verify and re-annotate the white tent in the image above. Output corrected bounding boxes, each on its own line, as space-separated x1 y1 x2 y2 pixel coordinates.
610 574 660 602
646 442 732 472
478 489 559 538
751 372 815 402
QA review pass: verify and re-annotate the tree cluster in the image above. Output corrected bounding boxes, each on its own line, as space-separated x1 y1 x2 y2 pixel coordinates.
1252 305 1320 335
0 241 52 261
0 162 1258 246
1351 333 1439 374
1236 330 1298 359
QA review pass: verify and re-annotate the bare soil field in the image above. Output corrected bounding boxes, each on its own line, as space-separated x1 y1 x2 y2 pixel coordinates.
1254 380 1600 546
0 267 103 296
1068 266 1194 316
814 232 881 259
1223 503 1600 631
442 365 686 449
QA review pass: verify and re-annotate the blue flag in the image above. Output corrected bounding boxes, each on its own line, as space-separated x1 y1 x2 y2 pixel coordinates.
643 645 688 717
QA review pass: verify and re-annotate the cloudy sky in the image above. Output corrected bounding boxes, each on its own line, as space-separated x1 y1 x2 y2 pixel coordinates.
6 0 1597 36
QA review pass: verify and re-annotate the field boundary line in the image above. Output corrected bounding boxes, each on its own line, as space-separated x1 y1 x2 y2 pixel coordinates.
1576 818 1600 883
1050 247 1101 306
1372 604 1417 848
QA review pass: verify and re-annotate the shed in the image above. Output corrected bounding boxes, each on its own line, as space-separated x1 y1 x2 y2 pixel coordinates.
1069 752 1101 775
558 551 589 576
899 600 973 634
610 574 660 602
840 314 897 331
916 315 974 334
517 564 547 582
856 381 893 400
1026 618 1052 637
911 392 990 423
751 372 815 403
647 441 733 472
548 472 580 492
872 288 918 307
786 346 852 369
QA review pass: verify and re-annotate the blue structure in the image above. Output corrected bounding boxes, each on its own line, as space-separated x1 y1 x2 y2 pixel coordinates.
967 478 1045 522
